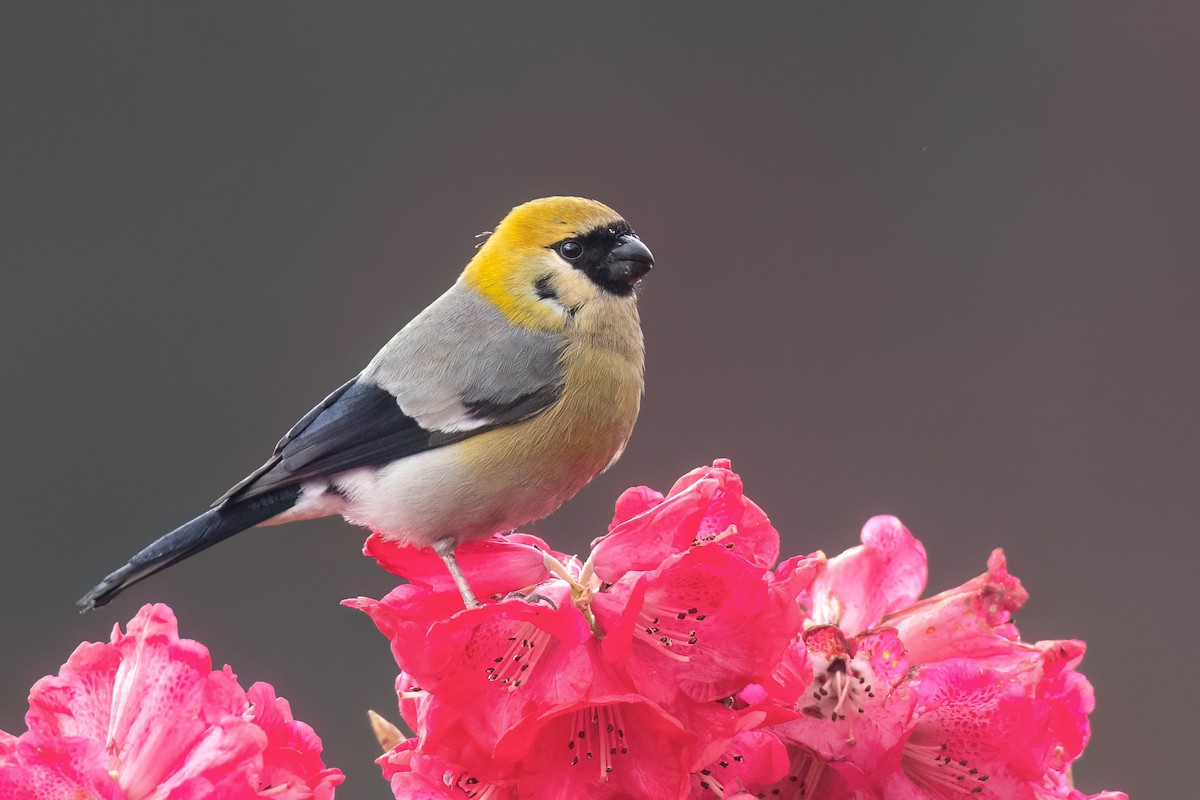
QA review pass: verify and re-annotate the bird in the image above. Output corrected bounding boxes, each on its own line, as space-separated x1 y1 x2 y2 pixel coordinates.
79 196 653 612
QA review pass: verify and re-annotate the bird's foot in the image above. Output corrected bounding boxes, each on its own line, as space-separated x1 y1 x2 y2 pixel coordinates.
501 590 558 610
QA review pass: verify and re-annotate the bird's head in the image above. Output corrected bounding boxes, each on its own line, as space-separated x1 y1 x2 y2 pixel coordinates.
463 197 654 331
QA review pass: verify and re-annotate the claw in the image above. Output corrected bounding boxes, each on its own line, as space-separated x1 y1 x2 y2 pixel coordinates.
503 590 558 610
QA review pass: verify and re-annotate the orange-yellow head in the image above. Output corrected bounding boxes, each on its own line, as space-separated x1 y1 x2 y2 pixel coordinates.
462 197 654 331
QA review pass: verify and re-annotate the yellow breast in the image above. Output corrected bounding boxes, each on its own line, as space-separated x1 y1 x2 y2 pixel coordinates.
461 299 644 514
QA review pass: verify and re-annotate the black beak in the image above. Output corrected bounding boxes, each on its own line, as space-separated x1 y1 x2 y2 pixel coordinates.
605 235 655 287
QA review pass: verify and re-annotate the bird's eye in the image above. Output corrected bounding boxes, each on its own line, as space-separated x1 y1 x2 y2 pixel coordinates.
557 240 583 261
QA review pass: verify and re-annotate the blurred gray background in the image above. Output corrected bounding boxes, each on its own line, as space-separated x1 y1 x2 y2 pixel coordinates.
2 4 1194 797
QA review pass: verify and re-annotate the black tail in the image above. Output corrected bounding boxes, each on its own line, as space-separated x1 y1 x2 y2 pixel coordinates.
78 486 300 612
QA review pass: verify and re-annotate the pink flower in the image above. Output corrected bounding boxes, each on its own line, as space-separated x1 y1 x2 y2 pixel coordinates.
247 683 341 800
352 461 794 755
379 739 516 800
592 544 803 704
1036 769 1128 800
350 460 1123 800
687 730 790 799
788 515 927 634
873 660 1048 799
690 736 874 800
365 532 558 603
862 649 1108 800
0 604 341 799
0 732 123 800
761 516 1118 800
880 549 1028 665
770 626 916 770
348 579 603 758
495 694 698 800
592 459 780 582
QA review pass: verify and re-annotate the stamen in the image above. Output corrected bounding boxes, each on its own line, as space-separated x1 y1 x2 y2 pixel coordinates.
799 654 873 723
566 704 628 780
440 764 505 800
902 741 990 795
787 747 827 797
698 773 726 796
690 524 738 548
486 622 552 691
634 603 709 661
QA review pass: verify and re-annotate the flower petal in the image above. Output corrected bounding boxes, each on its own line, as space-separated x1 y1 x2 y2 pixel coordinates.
596 546 802 704
808 516 927 634
364 532 554 599
882 548 1028 665
5 603 338 800
0 733 123 800
246 683 344 800
498 697 695 800
108 604 219 797
592 460 780 582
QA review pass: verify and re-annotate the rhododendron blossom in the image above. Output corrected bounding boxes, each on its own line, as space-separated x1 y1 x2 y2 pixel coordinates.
5 461 1123 799
353 460 1126 799
0 604 342 800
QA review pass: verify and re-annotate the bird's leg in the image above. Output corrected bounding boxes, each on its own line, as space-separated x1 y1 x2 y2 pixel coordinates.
434 538 480 609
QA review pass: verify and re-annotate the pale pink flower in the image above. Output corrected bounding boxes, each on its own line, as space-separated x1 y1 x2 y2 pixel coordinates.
769 625 916 771
762 515 1117 800
784 515 927 634
1035 769 1128 800
0 604 341 799
880 549 1028 665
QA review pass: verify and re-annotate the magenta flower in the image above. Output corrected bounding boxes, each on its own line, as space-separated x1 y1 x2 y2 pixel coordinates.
0 604 342 800
592 458 781 581
379 738 516 800
352 460 1125 800
349 577 603 761
591 543 802 705
496 695 697 799
352 461 795 797
0 460 1125 799
686 730 790 799
365 531 558 603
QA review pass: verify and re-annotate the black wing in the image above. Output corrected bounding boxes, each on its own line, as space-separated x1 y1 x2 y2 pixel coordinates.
214 377 562 506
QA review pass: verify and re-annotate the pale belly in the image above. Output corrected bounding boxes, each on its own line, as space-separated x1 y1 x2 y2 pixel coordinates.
330 447 566 547
329 415 632 547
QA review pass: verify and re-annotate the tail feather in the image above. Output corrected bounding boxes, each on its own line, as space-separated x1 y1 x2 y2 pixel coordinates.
78 486 301 612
